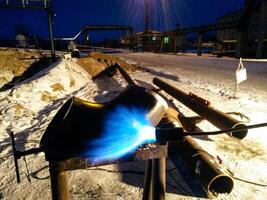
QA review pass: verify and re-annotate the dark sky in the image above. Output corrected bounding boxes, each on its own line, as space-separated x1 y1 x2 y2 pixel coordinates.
0 0 244 40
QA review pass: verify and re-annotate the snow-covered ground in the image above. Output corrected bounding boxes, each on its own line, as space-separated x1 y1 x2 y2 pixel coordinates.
0 52 267 199
118 53 267 199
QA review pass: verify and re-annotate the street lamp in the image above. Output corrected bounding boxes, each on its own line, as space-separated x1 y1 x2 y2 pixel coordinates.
144 0 152 32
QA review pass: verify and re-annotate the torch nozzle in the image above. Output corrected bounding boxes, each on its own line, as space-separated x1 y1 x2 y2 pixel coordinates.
155 127 185 143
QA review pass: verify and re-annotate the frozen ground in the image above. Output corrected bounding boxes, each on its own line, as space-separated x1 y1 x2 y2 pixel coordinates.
0 51 267 199
118 52 267 199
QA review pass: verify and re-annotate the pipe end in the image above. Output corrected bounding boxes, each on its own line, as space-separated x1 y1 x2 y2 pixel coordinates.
231 124 248 139
208 175 234 196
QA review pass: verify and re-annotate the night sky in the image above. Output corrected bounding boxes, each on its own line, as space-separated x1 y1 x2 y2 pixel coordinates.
0 0 244 41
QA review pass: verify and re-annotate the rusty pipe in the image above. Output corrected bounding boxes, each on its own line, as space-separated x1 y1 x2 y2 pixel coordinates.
142 160 153 200
49 161 69 200
170 136 234 196
163 108 234 196
152 158 166 200
153 78 247 139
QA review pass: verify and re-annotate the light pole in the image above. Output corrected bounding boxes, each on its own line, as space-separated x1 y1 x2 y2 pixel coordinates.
144 0 152 32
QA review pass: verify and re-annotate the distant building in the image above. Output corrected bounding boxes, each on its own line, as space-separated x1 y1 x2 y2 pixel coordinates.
122 30 186 53
161 31 186 53
123 0 267 58
123 30 162 52
216 11 241 56
217 0 267 58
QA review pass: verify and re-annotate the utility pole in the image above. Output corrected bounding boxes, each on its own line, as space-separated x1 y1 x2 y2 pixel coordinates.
47 7 56 62
197 32 203 56
236 0 254 58
0 0 56 62
256 0 265 58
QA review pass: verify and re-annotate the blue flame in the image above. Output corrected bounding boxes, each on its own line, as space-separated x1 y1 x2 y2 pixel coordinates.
86 106 156 162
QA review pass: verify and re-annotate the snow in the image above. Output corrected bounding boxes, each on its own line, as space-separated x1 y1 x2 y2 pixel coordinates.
0 59 96 199
0 52 267 199
119 53 267 199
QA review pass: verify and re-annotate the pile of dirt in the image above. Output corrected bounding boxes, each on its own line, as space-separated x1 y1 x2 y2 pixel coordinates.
0 49 136 90
77 52 137 77
0 48 42 76
0 48 51 90
76 56 107 78
89 52 137 71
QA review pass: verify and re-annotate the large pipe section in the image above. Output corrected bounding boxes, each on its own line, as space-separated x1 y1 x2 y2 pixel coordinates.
163 108 234 195
169 136 234 195
153 78 247 139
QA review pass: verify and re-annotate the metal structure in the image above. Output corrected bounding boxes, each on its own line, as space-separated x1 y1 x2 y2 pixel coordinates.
42 83 168 199
10 64 267 199
0 0 51 9
178 22 237 34
81 25 133 47
0 0 56 61
176 22 237 56
236 0 265 58
163 107 234 195
180 0 266 57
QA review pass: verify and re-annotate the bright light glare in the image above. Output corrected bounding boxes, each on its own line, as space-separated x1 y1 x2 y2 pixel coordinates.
139 125 156 141
86 106 156 163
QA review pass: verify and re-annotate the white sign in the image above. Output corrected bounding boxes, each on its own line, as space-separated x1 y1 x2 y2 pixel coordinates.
236 58 247 84
236 68 247 84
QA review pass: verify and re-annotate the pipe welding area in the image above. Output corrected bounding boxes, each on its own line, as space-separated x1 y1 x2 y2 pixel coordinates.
1 1 267 199
9 62 267 200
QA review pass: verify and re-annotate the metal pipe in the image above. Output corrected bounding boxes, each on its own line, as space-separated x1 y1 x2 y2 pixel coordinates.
142 160 153 200
47 8 56 62
152 158 166 200
49 161 69 200
116 63 136 86
164 108 234 195
153 78 247 139
170 136 234 195
10 131 20 183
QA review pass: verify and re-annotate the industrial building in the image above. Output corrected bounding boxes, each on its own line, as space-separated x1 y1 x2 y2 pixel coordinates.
217 0 267 58
123 0 267 58
122 30 185 53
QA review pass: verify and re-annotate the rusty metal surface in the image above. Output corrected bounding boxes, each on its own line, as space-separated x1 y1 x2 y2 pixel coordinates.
142 160 153 200
54 144 167 172
41 85 167 161
153 78 247 139
152 158 166 200
49 162 70 200
164 108 234 196
172 136 234 195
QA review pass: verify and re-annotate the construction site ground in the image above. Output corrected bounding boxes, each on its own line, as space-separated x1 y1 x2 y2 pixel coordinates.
0 48 267 200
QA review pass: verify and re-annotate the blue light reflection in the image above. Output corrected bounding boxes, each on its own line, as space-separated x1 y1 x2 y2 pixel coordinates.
87 106 156 162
